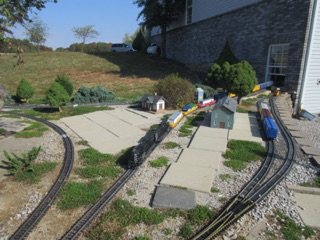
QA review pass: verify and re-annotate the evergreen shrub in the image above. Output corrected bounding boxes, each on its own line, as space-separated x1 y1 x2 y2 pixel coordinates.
73 86 116 104
16 79 34 102
55 75 74 96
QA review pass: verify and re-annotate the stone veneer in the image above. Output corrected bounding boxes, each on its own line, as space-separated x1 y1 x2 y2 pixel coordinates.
150 0 313 93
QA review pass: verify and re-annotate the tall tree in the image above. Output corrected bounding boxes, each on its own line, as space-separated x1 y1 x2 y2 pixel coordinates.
25 18 48 52
0 0 57 36
134 0 185 58
72 25 99 52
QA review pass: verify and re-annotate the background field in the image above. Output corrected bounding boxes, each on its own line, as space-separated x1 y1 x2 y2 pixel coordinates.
0 52 199 103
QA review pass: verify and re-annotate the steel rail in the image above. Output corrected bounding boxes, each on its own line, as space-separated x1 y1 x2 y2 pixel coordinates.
0 112 75 240
61 169 136 240
191 97 296 240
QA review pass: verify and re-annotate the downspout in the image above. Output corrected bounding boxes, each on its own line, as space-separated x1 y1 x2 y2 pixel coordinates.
298 0 318 113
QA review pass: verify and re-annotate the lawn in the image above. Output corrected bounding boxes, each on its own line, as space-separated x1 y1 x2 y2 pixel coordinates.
0 51 198 103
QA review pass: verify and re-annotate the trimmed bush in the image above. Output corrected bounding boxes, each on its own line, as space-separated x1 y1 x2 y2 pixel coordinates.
73 86 116 104
55 75 74 96
16 79 34 102
45 82 70 111
154 73 194 109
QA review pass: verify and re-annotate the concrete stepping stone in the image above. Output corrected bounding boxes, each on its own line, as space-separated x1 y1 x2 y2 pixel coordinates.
301 146 320 156
291 131 308 138
312 156 320 166
295 138 314 146
286 125 301 131
152 186 196 210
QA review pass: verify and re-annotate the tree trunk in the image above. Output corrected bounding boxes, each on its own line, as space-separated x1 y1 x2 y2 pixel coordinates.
161 26 167 58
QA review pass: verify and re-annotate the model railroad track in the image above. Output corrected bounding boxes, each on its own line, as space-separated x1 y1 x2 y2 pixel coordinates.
61 125 172 239
60 169 136 239
0 112 75 240
191 97 296 240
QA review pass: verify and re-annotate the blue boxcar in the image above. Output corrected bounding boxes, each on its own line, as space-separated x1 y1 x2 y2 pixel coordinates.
264 117 278 139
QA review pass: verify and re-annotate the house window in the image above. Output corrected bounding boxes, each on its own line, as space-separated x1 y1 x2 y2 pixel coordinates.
214 120 217 126
186 0 193 24
266 44 289 86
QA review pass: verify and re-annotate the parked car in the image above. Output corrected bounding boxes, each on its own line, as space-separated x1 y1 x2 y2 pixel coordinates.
111 43 135 52
147 43 160 55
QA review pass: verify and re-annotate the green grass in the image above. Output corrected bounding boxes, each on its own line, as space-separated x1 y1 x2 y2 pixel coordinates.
273 209 314 240
219 174 232 181
211 187 220 193
241 98 257 106
11 106 112 120
0 128 5 134
149 156 169 168
14 161 58 184
179 112 205 137
75 140 90 146
126 189 136 196
87 199 165 239
76 148 123 179
187 205 216 225
299 177 320 188
163 141 180 149
14 121 49 138
223 140 267 171
0 52 198 104
236 107 250 113
219 197 228 204
178 225 193 238
78 148 114 166
148 124 159 132
0 113 21 118
57 180 104 210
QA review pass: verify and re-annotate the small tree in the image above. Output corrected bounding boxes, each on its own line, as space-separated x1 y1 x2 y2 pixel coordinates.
206 62 231 90
1 146 41 175
226 60 257 104
55 75 74 96
154 73 194 109
16 79 34 102
132 29 145 52
25 18 48 52
72 25 99 52
45 82 70 111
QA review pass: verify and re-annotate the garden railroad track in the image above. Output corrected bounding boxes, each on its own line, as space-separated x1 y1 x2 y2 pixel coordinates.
191 97 296 239
0 112 75 240
61 169 136 240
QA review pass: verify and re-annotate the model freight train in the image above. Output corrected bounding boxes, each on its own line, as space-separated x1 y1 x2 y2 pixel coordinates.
258 101 278 139
128 102 202 168
128 121 170 169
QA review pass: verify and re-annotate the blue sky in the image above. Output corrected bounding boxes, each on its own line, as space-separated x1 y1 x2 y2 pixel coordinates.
10 0 142 50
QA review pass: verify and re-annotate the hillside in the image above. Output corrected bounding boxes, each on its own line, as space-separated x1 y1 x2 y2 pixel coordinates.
0 52 198 103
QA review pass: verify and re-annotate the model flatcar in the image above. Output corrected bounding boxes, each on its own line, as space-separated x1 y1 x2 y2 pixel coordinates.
197 98 216 108
182 103 198 116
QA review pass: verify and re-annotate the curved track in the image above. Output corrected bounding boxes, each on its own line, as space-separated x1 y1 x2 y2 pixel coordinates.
61 169 136 240
0 112 75 240
191 97 296 239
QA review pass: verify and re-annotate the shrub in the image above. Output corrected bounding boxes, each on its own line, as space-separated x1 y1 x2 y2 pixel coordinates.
73 86 116 104
45 82 70 111
132 30 145 52
55 75 74 96
154 73 194 109
16 79 34 102
195 84 217 98
1 146 41 175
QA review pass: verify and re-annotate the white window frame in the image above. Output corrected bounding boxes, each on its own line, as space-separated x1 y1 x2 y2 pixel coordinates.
265 43 289 86
186 0 193 24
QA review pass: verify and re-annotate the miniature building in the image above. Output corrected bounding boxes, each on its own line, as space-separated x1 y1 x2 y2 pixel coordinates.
139 94 167 112
210 96 237 129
